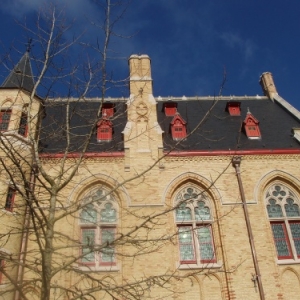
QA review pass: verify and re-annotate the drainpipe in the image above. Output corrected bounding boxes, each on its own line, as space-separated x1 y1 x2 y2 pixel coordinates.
232 157 265 300
14 165 37 300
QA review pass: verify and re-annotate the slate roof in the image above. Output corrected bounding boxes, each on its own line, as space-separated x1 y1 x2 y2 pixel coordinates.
39 96 300 154
1 52 35 92
39 100 127 153
157 97 300 151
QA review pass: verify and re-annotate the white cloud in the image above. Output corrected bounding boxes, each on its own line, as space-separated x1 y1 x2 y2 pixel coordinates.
220 32 257 61
0 0 96 19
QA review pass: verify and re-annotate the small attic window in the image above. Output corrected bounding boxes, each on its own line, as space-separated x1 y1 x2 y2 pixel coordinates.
226 101 241 116
97 119 113 142
243 110 261 139
163 102 177 116
171 114 187 140
102 103 115 118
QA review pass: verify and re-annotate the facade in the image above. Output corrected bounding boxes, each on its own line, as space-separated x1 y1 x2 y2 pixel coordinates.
0 53 300 299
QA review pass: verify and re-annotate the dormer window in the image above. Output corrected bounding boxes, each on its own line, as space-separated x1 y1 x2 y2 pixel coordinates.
171 114 187 140
97 119 113 142
163 102 177 116
226 101 241 116
102 103 114 118
243 110 261 139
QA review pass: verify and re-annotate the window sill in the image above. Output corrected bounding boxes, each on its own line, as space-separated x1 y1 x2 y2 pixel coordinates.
178 261 222 270
1 209 16 216
277 259 300 265
77 264 120 272
1 132 31 145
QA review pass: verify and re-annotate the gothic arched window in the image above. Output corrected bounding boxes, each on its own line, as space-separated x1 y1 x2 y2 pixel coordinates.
175 186 216 265
79 187 117 267
266 184 300 260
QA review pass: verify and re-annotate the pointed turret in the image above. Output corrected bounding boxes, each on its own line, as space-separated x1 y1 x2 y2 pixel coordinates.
1 51 35 92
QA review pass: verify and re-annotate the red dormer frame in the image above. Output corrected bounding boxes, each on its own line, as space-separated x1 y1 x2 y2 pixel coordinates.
226 101 241 116
97 119 113 142
243 112 261 139
163 102 178 116
102 103 115 118
170 114 187 140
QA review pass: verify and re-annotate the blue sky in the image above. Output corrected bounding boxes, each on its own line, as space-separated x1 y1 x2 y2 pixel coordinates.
0 0 299 109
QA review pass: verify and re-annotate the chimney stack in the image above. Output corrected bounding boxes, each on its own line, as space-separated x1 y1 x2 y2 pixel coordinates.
128 55 152 95
259 72 278 100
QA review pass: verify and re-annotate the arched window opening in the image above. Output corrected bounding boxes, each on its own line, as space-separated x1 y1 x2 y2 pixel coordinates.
79 187 117 267
266 184 300 260
18 106 28 137
175 186 216 265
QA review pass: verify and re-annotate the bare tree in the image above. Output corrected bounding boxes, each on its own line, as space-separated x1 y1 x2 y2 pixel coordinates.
0 2 236 300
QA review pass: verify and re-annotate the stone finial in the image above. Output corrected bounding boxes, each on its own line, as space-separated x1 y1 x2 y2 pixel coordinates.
259 72 278 100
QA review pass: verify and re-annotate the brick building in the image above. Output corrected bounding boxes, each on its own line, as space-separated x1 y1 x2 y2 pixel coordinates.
0 53 300 299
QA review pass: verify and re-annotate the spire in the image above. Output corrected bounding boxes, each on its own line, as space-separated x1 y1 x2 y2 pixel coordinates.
1 51 35 92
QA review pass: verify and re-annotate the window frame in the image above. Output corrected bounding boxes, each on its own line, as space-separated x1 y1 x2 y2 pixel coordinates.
18 112 28 137
175 186 216 266
266 183 300 261
0 110 11 132
79 188 118 269
5 187 16 212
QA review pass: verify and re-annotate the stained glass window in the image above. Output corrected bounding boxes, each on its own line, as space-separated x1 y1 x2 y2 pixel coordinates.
178 227 195 262
82 229 95 263
266 184 300 260
175 186 216 265
80 204 97 223
80 188 117 266
285 199 300 217
100 203 116 223
197 226 215 262
101 228 115 263
176 203 192 221
195 201 211 221
267 199 283 218
290 222 300 257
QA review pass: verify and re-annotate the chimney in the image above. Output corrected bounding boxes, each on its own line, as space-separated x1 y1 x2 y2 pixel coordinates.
259 72 278 100
128 55 152 95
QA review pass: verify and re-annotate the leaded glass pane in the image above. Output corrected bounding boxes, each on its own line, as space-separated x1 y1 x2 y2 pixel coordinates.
285 199 300 217
195 201 211 221
82 229 95 262
183 188 198 201
267 199 283 218
176 203 192 221
101 228 115 263
80 204 97 223
100 203 116 222
92 188 105 202
178 227 195 261
197 226 215 261
290 222 300 256
271 223 291 258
